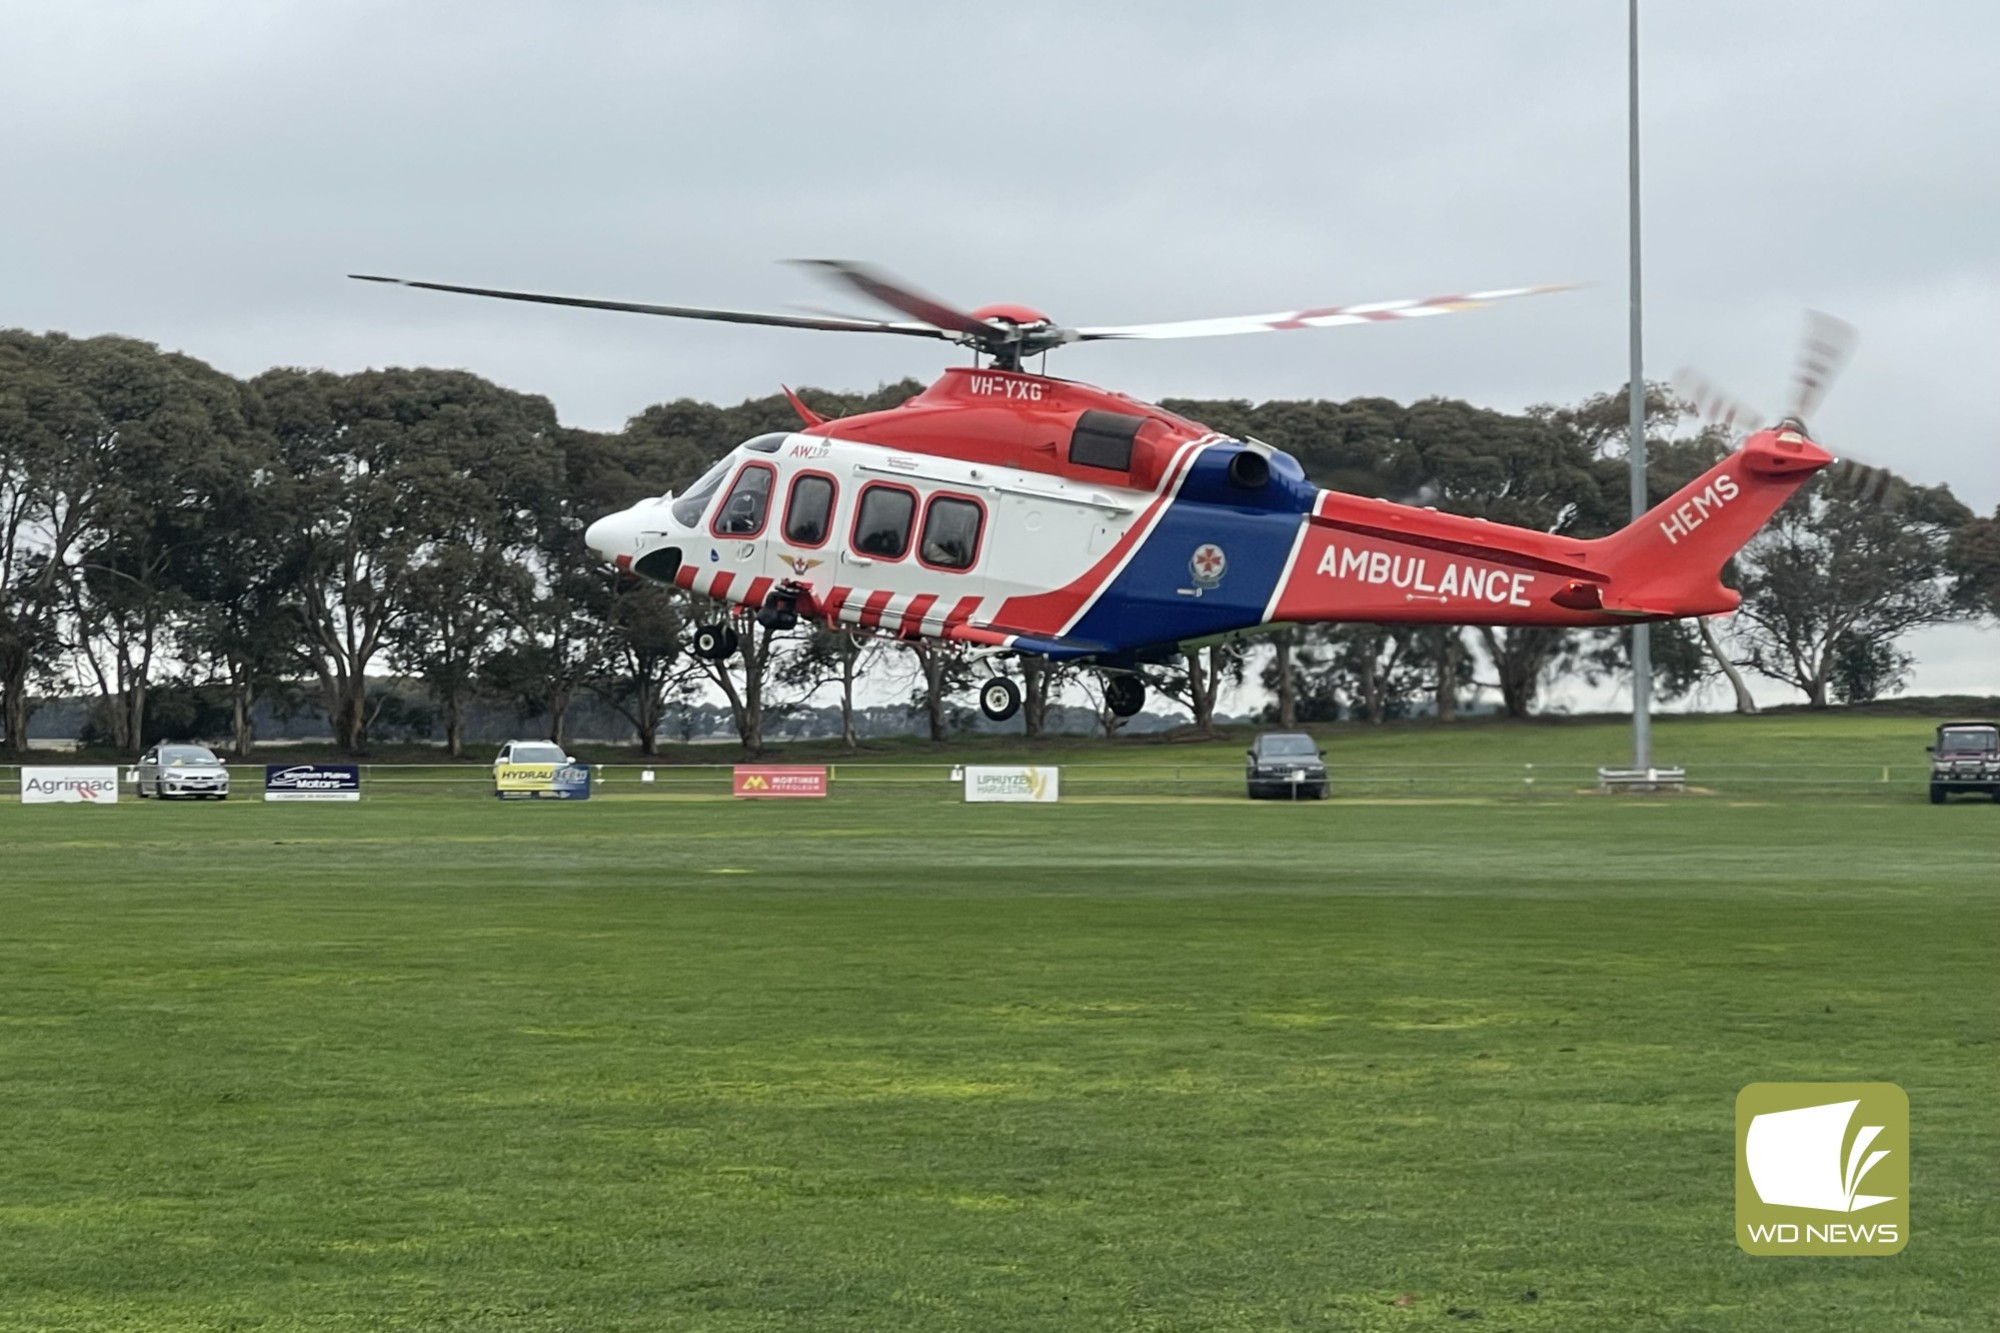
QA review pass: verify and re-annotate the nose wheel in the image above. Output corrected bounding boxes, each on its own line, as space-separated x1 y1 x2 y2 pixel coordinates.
1103 674 1145 718
978 677 1022 723
692 623 740 661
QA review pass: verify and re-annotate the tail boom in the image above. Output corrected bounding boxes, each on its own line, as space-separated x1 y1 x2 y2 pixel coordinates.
1262 426 1831 629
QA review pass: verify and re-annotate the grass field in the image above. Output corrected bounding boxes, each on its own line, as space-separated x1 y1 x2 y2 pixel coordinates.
2 715 1997 1330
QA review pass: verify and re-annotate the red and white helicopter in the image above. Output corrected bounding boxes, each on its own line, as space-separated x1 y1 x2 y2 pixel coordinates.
354 261 1846 723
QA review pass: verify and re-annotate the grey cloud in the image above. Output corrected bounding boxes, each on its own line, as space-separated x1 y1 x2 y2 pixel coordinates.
6 0 1995 688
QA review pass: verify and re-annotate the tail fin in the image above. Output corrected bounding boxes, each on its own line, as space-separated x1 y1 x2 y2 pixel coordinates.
1587 426 1832 616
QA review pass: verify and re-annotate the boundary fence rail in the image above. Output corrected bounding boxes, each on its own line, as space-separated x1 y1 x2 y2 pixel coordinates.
0 760 1942 801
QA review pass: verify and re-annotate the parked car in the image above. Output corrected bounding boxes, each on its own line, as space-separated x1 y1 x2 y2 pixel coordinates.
1245 732 1328 800
1928 722 2000 804
134 743 230 800
492 740 575 769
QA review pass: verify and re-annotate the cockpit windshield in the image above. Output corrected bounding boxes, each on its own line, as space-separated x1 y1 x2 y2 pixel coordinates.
1938 727 1999 755
670 458 733 528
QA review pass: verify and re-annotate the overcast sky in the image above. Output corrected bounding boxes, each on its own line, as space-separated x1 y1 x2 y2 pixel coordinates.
6 1 1995 699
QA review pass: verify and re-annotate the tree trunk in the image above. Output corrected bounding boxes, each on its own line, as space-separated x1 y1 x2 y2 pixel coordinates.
1 666 29 754
1436 627 1460 723
445 691 465 758
1022 656 1051 738
1477 626 1552 720
1697 618 1759 715
1273 629 1297 728
231 671 256 758
839 648 859 751
546 683 573 747
709 623 769 754
1358 634 1385 723
340 685 368 753
915 643 950 743
1182 649 1214 734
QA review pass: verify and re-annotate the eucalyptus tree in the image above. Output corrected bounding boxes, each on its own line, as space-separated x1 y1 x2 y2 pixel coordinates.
775 625 884 751
259 366 562 752
1729 475 1970 708
63 341 269 752
1949 507 2000 623
584 576 690 755
1153 642 1245 735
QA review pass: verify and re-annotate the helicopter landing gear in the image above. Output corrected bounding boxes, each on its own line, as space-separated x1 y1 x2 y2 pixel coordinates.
692 622 740 661
978 676 1022 723
1104 674 1145 718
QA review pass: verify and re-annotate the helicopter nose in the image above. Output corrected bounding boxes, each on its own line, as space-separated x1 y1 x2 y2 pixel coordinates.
584 513 621 562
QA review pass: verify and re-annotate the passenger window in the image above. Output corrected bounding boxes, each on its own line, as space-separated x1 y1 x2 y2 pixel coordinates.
852 485 915 559
920 496 983 571
783 474 836 546
713 464 774 537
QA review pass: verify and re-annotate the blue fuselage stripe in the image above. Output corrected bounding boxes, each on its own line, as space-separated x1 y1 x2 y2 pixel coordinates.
1068 449 1315 651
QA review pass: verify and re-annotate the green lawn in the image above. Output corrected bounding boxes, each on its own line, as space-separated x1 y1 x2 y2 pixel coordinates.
2 724 1997 1329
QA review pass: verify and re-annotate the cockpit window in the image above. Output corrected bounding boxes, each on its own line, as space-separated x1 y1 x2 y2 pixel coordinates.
712 463 775 537
742 433 787 454
670 458 732 527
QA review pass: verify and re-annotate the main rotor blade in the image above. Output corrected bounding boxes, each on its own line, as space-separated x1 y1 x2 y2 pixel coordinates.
789 259 1002 339
1073 283 1574 341
1786 309 1858 424
348 274 951 339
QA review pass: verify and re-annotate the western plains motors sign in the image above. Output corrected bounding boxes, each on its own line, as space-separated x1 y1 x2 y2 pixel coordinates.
21 766 121 804
963 766 1060 803
264 764 362 802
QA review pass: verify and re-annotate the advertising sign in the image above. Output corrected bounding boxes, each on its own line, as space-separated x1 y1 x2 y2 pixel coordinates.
21 766 121 804
733 765 829 798
963 766 1059 803
264 764 362 802
494 762 592 800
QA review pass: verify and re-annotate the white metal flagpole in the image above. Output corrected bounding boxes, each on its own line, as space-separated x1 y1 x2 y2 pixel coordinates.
1628 0 1653 770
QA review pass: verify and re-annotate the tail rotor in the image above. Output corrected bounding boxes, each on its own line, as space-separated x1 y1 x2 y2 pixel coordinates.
1676 310 1899 507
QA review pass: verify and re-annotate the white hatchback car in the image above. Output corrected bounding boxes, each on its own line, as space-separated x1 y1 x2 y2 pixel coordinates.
492 740 575 769
134 743 231 800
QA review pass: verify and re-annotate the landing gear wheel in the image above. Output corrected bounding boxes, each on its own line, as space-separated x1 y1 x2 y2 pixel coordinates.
693 623 739 661
1104 675 1145 719
979 677 1022 723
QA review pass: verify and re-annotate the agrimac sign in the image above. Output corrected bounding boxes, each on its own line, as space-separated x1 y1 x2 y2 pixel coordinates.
21 766 121 804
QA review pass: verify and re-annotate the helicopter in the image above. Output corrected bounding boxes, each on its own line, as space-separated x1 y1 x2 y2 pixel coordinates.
352 260 1842 723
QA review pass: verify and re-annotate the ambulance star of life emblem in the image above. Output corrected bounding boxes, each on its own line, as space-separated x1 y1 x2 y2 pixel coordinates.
1190 543 1228 590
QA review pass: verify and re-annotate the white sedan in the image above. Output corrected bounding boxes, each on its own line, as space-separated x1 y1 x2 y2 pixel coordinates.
135 743 231 800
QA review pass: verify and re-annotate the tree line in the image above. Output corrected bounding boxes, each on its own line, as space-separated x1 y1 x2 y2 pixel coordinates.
3 328 1995 758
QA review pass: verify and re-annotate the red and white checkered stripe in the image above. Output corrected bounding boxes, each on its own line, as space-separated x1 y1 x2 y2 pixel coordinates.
820 587 985 635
